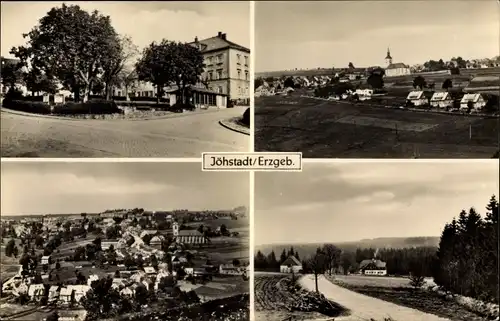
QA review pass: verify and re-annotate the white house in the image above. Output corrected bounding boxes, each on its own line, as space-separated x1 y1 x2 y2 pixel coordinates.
406 91 429 106
359 259 387 276
27 284 45 301
430 92 454 109
280 255 302 274
68 285 91 303
460 93 487 111
87 274 99 286
355 89 374 98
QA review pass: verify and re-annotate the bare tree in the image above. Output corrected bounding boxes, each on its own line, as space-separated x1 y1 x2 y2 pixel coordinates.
322 244 341 275
308 252 327 293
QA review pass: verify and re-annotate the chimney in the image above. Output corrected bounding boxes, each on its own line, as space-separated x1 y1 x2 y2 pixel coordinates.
194 36 198 43
221 33 227 40
217 31 222 37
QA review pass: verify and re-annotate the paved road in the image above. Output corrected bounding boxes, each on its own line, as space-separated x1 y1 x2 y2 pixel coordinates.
1 108 248 157
299 275 451 321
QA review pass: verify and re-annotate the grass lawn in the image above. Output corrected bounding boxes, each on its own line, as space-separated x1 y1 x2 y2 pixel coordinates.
255 95 499 158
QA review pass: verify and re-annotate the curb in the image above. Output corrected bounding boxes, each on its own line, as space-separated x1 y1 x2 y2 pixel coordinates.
219 119 250 136
1 106 222 121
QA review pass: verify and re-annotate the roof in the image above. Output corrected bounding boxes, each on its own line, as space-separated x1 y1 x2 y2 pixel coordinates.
387 63 409 69
359 259 387 269
150 235 164 243
60 287 73 296
178 229 203 236
407 91 424 100
431 92 452 101
144 267 156 274
281 256 302 267
461 93 483 103
189 33 250 54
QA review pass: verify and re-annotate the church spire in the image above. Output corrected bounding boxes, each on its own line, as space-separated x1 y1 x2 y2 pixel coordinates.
385 47 392 60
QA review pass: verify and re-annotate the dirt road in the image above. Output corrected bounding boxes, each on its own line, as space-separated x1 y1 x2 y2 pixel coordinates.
1 107 248 157
299 275 451 321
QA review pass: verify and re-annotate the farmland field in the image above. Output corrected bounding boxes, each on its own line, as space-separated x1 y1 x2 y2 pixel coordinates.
254 273 348 321
332 275 436 288
255 95 499 158
194 276 249 301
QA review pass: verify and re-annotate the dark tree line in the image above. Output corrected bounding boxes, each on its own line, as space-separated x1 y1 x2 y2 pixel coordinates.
254 247 300 271
433 195 498 302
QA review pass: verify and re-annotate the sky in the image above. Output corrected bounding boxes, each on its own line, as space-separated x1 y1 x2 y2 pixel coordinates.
255 1 499 72
255 161 499 245
0 1 249 58
1 162 249 215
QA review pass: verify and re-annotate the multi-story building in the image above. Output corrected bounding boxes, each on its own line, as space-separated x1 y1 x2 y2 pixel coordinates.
190 32 250 104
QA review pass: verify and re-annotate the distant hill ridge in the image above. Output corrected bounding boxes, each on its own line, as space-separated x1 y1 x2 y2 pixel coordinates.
256 236 440 258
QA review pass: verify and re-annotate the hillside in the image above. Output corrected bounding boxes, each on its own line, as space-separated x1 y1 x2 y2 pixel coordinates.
256 236 440 258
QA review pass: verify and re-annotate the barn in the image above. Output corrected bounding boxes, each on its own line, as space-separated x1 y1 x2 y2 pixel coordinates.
280 255 302 274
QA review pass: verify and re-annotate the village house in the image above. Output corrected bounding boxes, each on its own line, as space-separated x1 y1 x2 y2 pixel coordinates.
28 284 45 302
59 287 73 304
69 285 91 303
149 235 164 249
430 91 454 109
87 274 99 286
280 256 303 274
48 285 60 303
101 240 120 251
359 259 387 276
144 266 157 277
406 91 430 107
460 93 487 111
41 255 52 265
219 264 246 276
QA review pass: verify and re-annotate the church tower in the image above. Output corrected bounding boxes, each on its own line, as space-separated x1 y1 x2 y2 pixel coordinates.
385 47 393 66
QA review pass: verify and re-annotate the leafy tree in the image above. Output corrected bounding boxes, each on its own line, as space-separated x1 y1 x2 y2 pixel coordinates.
367 69 384 89
284 77 295 88
136 40 204 104
348 62 355 69
100 35 138 100
142 234 152 246
5 239 16 257
0 61 24 92
11 4 121 102
23 68 57 96
254 78 264 89
442 79 453 91
413 76 427 90
81 277 123 320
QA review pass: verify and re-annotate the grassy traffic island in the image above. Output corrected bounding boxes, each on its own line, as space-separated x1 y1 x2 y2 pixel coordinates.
219 107 250 135
1 98 201 120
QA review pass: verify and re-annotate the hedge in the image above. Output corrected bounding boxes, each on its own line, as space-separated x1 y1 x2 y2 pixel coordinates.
117 101 171 109
52 100 122 115
2 99 51 114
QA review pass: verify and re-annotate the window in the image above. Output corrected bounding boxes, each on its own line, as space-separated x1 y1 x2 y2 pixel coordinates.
245 71 248 81
237 54 241 64
217 69 222 80
207 56 213 65
245 86 249 95
218 86 223 94
237 69 241 79
208 72 213 80
217 55 223 64
149 91 154 97
238 86 241 95
244 56 248 66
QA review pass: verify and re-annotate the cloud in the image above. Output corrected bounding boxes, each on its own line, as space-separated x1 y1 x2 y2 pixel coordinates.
255 162 498 245
1 162 249 215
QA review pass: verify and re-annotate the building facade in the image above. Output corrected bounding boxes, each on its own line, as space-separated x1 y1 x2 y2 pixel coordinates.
190 32 250 104
384 48 411 77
